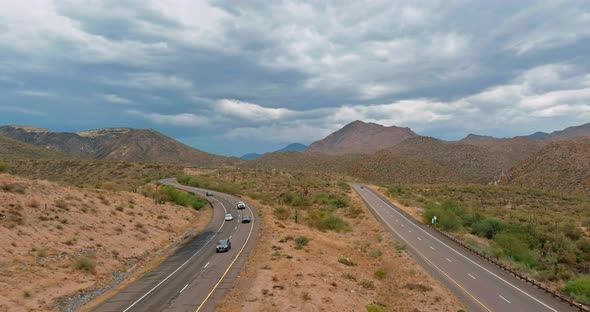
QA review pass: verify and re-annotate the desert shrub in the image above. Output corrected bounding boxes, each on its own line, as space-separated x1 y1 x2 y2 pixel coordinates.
564 276 590 304
338 257 356 266
423 200 466 231
393 242 406 251
32 246 48 257
159 185 208 210
337 181 350 190
360 279 375 289
492 232 537 267
369 249 383 257
308 209 348 231
0 160 7 172
387 184 407 196
96 181 117 191
0 182 26 193
280 191 309 206
74 256 96 272
273 206 290 220
472 218 505 239
366 303 385 312
374 269 386 279
294 236 309 249
176 174 240 195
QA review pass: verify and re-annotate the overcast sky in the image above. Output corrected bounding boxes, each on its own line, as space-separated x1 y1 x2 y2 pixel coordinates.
1 1 589 156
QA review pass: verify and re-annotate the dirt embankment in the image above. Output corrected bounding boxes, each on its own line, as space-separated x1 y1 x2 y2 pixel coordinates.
0 173 211 312
218 187 463 311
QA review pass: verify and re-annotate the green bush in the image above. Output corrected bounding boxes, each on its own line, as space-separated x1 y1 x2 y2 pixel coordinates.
0 160 7 172
273 206 291 220
472 218 505 239
74 256 96 272
492 232 537 268
374 269 386 279
387 185 406 196
294 236 309 249
308 210 348 231
366 303 385 312
159 185 208 210
564 276 590 304
176 174 241 195
423 200 468 231
337 181 350 190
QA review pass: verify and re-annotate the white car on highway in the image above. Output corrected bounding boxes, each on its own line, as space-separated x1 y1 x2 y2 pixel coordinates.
224 213 233 221
237 201 246 209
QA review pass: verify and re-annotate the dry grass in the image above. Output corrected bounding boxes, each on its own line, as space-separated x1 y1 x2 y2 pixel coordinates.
0 173 211 311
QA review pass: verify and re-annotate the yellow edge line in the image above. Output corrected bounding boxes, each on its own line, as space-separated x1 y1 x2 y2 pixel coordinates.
362 190 492 312
195 203 255 312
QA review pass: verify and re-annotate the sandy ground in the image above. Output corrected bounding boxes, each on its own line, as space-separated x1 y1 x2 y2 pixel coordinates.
0 173 211 312
217 188 464 311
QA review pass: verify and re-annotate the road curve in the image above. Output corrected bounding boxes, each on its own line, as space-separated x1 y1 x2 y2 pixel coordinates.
352 183 578 312
92 178 259 312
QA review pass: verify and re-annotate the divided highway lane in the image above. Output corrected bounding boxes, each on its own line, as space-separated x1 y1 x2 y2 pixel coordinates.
93 178 259 312
352 184 578 312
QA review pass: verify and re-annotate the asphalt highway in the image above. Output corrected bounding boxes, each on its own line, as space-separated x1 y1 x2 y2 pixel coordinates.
92 178 259 312
352 183 578 312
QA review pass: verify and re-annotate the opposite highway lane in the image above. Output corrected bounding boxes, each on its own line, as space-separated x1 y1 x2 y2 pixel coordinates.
92 178 259 312
352 183 579 312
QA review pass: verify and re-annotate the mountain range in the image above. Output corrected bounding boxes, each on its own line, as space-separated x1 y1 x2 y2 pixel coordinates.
0 126 236 166
1 121 589 194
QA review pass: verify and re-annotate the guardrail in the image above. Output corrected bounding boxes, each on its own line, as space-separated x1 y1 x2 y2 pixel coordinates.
429 225 590 312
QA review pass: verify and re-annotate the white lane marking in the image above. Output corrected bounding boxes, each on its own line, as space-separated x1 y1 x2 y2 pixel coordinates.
235 226 238 230
468 273 476 279
446 258 452 263
417 237 422 241
361 186 558 312
408 230 412 233
430 246 436 250
122 182 228 312
229 235 232 239
180 284 189 293
204 262 210 268
500 295 511 304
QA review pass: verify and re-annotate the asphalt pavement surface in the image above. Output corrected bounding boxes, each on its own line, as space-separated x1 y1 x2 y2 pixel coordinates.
352 183 578 312
92 178 259 312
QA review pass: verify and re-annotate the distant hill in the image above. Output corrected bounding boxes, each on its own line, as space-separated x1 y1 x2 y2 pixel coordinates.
306 120 417 155
241 153 262 160
0 133 67 160
0 125 236 166
527 132 549 139
241 143 307 160
276 142 307 152
359 136 543 183
545 122 590 141
460 134 497 141
503 137 590 194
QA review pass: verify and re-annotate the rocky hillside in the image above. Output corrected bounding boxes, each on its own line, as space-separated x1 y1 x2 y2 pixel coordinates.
242 151 361 173
545 122 590 141
0 173 208 311
0 133 67 160
306 120 417 155
503 138 590 194
0 126 236 166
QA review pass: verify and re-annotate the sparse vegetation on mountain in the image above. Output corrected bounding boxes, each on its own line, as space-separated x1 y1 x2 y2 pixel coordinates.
306 120 418 155
503 138 590 195
6 159 182 191
0 125 237 166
